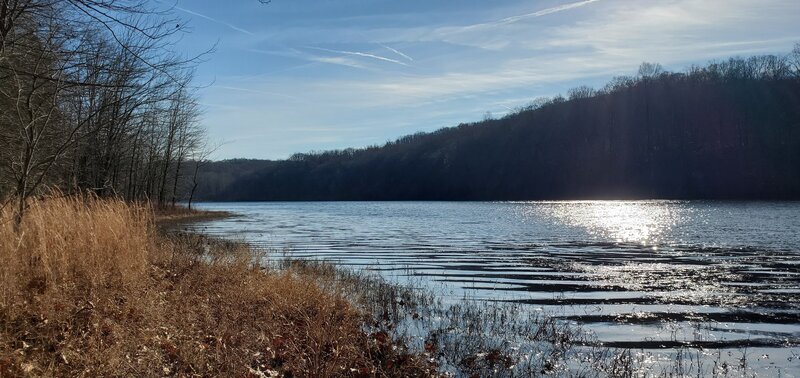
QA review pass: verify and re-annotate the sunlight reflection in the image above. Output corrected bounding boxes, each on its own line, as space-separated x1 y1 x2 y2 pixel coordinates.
542 201 684 245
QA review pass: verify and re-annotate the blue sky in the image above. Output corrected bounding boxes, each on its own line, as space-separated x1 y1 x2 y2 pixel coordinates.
168 0 800 160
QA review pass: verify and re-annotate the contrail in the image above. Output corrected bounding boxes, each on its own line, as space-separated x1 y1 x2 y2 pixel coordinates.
378 42 414 62
451 0 601 33
497 0 601 24
310 56 368 70
175 6 255 36
305 46 408 66
248 47 376 72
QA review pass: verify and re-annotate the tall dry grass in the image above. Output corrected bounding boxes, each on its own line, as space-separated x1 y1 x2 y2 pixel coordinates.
0 197 151 309
0 197 158 376
0 198 436 377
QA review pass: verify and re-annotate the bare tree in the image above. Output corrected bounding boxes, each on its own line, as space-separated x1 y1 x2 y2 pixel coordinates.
638 62 664 79
789 42 800 76
186 140 219 209
0 0 209 222
0 11 78 225
567 85 596 100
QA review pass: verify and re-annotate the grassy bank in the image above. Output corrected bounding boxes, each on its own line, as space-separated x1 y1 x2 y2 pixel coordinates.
0 198 434 376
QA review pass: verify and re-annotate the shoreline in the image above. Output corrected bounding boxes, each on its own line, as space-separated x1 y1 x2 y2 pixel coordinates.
154 207 235 228
0 199 438 376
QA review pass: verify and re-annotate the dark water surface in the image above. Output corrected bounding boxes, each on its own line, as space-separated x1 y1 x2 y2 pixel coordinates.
190 201 800 373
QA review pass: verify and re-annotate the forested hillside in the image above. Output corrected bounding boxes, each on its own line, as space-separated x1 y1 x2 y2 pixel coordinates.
196 50 800 201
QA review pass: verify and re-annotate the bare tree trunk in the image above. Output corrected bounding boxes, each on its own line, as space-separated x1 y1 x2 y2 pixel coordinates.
188 181 197 209
157 136 173 206
170 155 182 207
14 177 27 227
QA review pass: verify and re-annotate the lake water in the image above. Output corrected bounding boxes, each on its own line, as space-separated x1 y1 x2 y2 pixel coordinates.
190 201 800 373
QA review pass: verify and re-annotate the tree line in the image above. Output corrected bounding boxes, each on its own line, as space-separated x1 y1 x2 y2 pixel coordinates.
0 0 210 223
195 46 800 201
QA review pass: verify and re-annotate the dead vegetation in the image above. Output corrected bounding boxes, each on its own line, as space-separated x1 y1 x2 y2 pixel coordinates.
0 197 436 377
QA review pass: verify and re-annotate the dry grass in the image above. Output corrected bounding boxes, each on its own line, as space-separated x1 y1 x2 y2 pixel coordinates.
0 197 436 377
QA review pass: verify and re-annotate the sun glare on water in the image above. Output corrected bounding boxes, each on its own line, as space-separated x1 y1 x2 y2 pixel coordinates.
544 201 684 246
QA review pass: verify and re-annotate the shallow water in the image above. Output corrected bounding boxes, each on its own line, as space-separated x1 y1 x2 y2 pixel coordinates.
189 201 800 374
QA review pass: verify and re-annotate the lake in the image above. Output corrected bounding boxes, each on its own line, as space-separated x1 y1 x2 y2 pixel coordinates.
189 201 800 372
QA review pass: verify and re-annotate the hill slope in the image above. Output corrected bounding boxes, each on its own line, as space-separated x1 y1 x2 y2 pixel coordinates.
197 55 800 201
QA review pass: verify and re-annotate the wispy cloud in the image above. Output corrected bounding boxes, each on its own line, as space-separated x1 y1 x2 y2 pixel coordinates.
175 6 255 36
308 56 369 70
415 0 603 50
441 0 601 35
498 0 601 23
316 56 615 107
304 46 409 66
545 0 800 61
215 85 301 101
378 42 414 62
246 47 380 71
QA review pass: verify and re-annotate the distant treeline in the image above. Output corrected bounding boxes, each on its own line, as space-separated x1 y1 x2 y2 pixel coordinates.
196 48 800 201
